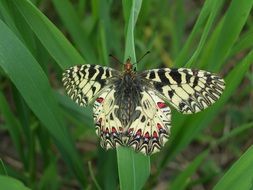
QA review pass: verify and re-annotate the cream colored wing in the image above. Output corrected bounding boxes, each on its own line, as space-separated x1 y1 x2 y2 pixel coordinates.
62 64 119 106
141 68 225 114
93 87 124 150
126 90 171 155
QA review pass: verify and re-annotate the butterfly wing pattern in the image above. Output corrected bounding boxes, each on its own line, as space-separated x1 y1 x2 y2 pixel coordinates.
63 62 225 155
62 65 119 106
141 68 225 114
93 88 124 150
125 90 171 154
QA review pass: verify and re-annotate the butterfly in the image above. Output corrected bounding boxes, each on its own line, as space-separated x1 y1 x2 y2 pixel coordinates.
62 58 225 155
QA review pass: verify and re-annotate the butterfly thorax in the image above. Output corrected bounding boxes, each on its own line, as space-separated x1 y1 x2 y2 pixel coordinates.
114 72 142 127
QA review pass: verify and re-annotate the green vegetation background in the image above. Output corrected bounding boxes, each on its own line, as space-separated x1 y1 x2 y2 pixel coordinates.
0 0 253 189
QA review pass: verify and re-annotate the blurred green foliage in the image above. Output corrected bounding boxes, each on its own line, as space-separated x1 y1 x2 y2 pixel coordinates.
0 0 253 189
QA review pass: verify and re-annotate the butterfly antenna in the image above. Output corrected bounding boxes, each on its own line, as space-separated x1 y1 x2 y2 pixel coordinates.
109 54 122 64
137 51 151 63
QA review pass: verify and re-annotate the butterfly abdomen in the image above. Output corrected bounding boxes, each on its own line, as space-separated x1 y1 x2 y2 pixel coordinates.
114 73 143 127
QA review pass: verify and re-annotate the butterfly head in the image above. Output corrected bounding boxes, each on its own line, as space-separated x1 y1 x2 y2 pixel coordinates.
124 58 135 73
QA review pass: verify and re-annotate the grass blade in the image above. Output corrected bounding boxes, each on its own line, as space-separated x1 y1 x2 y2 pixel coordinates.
175 0 224 67
117 147 150 190
0 91 24 164
185 0 223 67
11 0 84 69
0 20 86 186
204 0 253 71
213 145 253 190
170 150 209 190
0 175 30 190
51 0 96 63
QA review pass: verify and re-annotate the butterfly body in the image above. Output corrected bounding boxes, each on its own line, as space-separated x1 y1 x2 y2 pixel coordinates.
62 60 225 155
114 73 142 127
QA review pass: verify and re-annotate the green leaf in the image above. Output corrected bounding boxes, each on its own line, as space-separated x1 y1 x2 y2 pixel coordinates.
38 158 59 190
215 122 253 146
11 0 85 69
170 150 209 190
175 0 224 67
51 0 96 63
0 0 37 55
97 150 118 190
0 20 86 186
213 145 253 190
0 91 24 163
185 0 223 67
117 147 150 190
229 30 253 57
204 0 253 70
123 0 143 62
0 175 31 190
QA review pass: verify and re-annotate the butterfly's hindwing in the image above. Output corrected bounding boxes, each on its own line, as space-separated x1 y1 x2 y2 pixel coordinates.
62 64 118 106
93 87 124 150
92 85 171 155
141 68 225 114
126 90 171 155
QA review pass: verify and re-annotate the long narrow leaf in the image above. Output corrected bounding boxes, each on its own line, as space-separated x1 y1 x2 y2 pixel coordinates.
213 145 253 190
0 91 24 164
175 0 223 67
0 175 30 190
170 150 209 190
51 0 96 63
0 20 86 186
11 0 84 69
205 0 253 71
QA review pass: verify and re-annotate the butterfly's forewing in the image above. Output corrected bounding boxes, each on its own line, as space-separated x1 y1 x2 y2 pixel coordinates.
62 65 119 106
140 68 225 114
126 90 171 155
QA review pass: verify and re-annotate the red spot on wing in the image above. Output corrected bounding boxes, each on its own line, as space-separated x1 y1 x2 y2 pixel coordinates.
96 97 104 103
144 132 150 138
153 131 158 138
157 102 166 109
112 127 117 133
136 129 142 136
157 123 162 130
157 123 166 133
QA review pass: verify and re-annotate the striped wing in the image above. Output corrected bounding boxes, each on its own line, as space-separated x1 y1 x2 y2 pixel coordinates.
140 68 225 114
126 90 171 155
62 65 119 106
